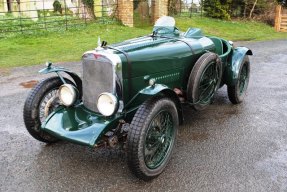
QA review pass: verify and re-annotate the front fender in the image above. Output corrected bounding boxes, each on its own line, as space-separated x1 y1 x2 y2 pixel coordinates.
41 104 122 147
123 84 169 112
139 84 183 124
39 65 67 74
39 65 82 97
139 84 169 95
225 47 252 86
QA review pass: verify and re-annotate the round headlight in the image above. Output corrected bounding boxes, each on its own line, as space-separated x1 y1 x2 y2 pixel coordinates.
58 84 78 107
97 93 119 116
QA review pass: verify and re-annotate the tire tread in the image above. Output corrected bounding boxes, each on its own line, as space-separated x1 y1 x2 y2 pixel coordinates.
127 96 178 181
227 56 250 104
23 76 71 143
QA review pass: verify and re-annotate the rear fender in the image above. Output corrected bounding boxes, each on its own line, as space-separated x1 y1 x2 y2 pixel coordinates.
39 65 82 98
225 47 252 86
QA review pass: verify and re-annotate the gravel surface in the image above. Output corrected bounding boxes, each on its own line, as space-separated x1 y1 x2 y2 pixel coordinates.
0 40 287 192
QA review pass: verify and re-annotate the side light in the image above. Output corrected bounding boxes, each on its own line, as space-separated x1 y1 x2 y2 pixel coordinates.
149 78 156 86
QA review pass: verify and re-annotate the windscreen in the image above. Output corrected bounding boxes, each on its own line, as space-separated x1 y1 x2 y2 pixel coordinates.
154 16 175 27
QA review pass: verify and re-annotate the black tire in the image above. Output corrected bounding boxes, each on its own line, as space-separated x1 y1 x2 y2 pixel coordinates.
228 56 250 104
187 52 222 111
127 97 179 181
23 76 73 143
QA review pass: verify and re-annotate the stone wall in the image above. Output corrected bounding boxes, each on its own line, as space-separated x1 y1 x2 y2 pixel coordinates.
0 0 80 19
117 0 168 27
1 0 168 27
0 0 38 19
0 0 8 15
152 0 168 22
117 0 134 27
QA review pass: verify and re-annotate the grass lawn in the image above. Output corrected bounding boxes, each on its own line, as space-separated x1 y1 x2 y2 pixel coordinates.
176 17 287 41
0 17 286 68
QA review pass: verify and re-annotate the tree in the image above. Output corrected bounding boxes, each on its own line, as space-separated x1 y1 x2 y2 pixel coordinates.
277 0 287 7
202 0 232 20
249 0 258 18
168 0 183 16
53 0 62 14
200 0 277 24
228 0 275 19
82 0 96 19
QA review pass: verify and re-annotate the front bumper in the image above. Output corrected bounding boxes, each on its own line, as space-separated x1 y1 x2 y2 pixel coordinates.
41 104 122 147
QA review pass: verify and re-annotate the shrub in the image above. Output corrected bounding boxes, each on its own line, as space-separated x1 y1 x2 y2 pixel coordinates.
203 0 231 20
82 0 96 19
277 0 287 8
53 0 62 14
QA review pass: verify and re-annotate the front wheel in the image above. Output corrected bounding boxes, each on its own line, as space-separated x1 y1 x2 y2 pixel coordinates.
127 97 179 181
23 76 73 143
227 56 250 104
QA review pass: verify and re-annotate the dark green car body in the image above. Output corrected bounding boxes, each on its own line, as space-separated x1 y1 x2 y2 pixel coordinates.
23 17 252 180
39 25 252 148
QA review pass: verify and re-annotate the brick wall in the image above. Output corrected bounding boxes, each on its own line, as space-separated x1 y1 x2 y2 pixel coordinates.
117 0 134 27
117 0 168 27
152 0 168 22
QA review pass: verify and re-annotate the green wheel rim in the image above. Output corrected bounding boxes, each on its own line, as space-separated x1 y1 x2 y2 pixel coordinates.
197 61 219 104
239 64 248 95
144 111 175 169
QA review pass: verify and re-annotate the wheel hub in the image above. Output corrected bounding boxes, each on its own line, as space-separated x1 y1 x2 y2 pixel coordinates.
159 135 165 144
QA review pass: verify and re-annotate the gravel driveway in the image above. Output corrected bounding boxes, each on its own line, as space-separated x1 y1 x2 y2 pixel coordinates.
0 40 287 192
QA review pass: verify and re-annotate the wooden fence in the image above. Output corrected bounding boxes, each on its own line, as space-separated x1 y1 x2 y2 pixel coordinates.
275 5 287 32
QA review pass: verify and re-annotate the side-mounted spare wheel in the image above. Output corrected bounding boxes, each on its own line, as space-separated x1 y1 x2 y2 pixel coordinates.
187 52 222 111
23 76 74 143
127 96 179 181
228 55 250 104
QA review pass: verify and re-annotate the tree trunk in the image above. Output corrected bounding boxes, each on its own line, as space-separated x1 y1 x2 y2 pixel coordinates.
243 0 247 18
249 0 257 19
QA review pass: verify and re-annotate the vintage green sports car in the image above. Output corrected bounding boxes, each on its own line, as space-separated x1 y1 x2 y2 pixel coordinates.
23 16 252 180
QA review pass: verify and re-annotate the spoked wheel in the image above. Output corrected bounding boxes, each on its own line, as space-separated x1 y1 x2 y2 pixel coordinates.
39 89 59 123
23 76 73 143
127 97 178 181
187 52 222 111
144 111 174 169
228 56 250 104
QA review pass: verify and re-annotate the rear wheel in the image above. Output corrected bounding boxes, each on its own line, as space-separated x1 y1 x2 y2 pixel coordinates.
127 97 178 181
227 56 250 104
187 52 222 111
23 76 73 143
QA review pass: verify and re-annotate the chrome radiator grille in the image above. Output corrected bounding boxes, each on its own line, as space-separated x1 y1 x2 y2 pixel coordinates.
82 55 114 112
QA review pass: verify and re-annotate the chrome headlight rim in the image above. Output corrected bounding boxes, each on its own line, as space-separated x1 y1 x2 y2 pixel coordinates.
97 92 119 117
58 84 78 107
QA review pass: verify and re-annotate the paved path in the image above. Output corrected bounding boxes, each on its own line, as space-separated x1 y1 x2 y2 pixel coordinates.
0 40 287 192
